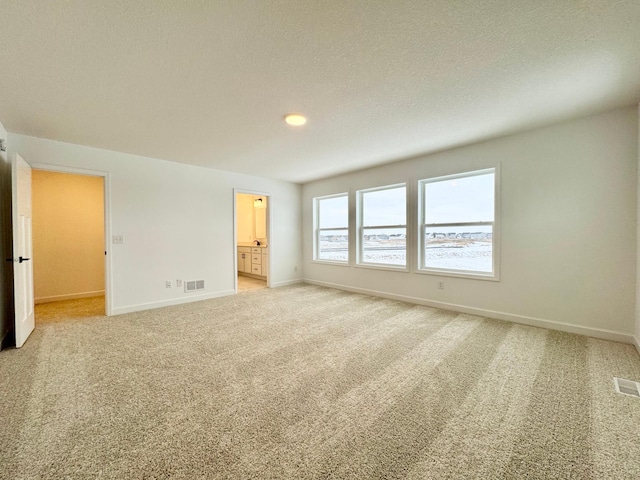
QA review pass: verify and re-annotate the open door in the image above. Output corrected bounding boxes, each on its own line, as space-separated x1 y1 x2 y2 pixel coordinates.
12 154 34 347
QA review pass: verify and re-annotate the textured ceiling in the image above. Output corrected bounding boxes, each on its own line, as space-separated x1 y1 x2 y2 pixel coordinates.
1 1 639 183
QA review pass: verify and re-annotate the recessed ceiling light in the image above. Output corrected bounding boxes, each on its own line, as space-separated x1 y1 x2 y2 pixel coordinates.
284 113 307 126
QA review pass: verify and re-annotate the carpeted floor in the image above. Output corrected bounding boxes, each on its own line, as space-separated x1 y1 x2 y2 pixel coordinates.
34 295 105 322
1 284 639 479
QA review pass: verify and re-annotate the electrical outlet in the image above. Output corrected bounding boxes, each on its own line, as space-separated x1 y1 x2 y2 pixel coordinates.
166 280 172 288
176 279 183 288
438 281 444 290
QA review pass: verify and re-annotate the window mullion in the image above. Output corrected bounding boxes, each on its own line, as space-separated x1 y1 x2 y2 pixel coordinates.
361 224 407 230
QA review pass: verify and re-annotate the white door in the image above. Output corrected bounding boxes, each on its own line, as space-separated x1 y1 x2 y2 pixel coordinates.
12 154 34 348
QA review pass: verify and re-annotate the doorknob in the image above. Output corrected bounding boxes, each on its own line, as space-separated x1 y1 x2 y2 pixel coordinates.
18 257 30 263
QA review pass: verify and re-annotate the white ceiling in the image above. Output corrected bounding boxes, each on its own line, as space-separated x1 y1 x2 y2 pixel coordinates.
1 1 639 184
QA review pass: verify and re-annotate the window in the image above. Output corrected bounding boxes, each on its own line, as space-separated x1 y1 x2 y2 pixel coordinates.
419 168 497 278
314 193 349 263
357 184 406 268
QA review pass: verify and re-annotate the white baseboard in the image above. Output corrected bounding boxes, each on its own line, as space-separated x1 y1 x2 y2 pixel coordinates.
633 335 640 356
35 290 105 304
304 279 635 345
270 279 303 288
111 290 236 315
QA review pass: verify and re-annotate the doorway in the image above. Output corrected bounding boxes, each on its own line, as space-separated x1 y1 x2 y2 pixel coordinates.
32 169 107 322
234 190 270 293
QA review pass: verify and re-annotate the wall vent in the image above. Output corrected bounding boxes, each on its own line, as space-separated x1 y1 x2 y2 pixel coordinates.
613 377 640 398
185 280 205 293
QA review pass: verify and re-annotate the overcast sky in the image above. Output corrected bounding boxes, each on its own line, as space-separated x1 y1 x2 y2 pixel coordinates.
425 172 494 224
318 172 494 228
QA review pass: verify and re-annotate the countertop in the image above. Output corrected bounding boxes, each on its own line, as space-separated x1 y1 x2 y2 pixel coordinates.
237 243 268 248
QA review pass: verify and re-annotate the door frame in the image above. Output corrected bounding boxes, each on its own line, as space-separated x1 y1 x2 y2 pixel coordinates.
30 163 113 316
233 188 271 294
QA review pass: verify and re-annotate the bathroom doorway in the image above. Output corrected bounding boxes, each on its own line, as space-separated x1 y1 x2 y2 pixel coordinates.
234 190 270 293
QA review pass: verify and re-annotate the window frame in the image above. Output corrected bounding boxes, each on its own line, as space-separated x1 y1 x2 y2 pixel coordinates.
313 192 350 265
356 183 408 272
417 167 500 281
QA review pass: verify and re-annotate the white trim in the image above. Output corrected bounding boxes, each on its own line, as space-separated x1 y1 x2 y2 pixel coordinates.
413 268 499 282
356 183 407 268
270 279 304 288
418 166 500 281
29 163 108 177
633 335 640 356
111 289 236 315
304 279 635 345
311 260 350 267
35 290 105 304
30 162 113 316
313 192 349 263
354 263 409 273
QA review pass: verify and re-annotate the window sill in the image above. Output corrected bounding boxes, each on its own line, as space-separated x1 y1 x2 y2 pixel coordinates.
355 263 409 273
415 268 500 281
312 260 350 267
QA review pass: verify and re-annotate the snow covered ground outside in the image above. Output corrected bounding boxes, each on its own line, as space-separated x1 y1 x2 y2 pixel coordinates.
318 240 348 262
424 242 492 272
319 239 492 272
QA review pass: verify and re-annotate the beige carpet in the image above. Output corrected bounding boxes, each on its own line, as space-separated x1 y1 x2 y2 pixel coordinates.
1 284 639 479
34 295 105 322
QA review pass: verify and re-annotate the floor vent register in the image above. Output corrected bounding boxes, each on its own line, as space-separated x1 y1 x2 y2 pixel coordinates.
185 280 205 293
613 377 640 398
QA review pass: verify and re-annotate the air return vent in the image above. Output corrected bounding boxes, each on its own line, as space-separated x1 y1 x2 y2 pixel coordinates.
613 377 640 398
184 280 205 293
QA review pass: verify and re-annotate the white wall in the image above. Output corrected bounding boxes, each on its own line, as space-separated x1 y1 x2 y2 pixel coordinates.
636 102 640 353
32 170 105 302
9 134 303 314
303 107 638 342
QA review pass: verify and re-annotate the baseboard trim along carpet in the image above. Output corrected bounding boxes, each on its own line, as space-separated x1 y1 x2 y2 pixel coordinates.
304 279 635 345
35 290 105 304
269 279 304 288
112 289 236 315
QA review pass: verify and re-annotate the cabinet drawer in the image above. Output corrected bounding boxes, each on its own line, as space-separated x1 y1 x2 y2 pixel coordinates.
251 247 263 254
238 246 251 253
252 254 262 264
252 264 262 275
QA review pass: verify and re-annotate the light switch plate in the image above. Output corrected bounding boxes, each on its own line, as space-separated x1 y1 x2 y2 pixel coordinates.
112 235 124 244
